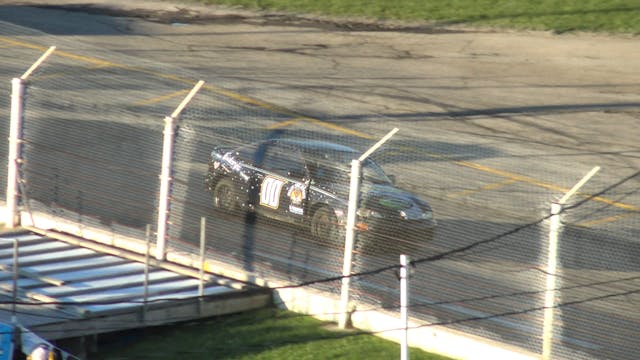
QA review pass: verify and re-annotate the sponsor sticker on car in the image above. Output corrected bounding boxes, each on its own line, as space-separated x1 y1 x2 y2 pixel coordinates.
287 183 306 215
260 176 285 209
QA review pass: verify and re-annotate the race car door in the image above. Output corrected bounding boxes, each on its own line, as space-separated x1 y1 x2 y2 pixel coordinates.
257 143 309 222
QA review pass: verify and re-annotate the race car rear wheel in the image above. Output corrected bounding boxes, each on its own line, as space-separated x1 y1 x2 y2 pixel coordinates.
213 178 238 212
310 206 339 242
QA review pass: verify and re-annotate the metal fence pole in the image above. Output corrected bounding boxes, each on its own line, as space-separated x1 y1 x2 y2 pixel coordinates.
339 128 399 329
199 217 206 298
155 115 177 260
6 78 25 228
542 202 561 360
199 217 206 315
338 159 361 329
6 46 56 228
400 254 410 360
143 224 151 322
11 236 19 325
155 80 205 260
542 166 599 360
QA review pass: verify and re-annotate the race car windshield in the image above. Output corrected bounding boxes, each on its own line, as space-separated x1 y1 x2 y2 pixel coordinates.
320 150 391 183
337 151 391 182
361 159 392 184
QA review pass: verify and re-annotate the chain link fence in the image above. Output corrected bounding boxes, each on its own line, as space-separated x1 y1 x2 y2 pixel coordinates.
2 19 640 360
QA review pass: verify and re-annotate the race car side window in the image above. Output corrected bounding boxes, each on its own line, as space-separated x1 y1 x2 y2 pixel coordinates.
310 160 349 184
235 143 260 164
262 145 306 179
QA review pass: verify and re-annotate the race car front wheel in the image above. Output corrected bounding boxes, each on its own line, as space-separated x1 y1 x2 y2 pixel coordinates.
213 178 238 212
310 206 339 243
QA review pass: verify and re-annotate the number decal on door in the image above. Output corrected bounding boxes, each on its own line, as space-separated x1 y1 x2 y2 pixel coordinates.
260 176 285 209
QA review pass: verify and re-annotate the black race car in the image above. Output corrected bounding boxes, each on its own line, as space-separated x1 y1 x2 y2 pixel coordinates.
205 139 436 245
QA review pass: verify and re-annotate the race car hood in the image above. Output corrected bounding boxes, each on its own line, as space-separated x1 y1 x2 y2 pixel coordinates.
361 183 432 219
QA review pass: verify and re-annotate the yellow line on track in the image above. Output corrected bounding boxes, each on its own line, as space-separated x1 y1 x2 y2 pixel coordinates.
0 36 116 68
205 84 297 115
134 89 190 106
455 160 640 212
4 35 639 217
304 117 374 139
267 118 302 129
29 73 67 81
574 212 638 228
448 178 518 199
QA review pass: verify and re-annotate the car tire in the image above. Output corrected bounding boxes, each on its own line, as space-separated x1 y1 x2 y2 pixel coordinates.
213 178 239 212
310 206 339 242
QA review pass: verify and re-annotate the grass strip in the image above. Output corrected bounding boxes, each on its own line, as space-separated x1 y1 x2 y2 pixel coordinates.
99 308 455 359
202 0 640 33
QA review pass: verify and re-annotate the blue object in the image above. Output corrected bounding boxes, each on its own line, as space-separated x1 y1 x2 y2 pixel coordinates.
0 323 14 360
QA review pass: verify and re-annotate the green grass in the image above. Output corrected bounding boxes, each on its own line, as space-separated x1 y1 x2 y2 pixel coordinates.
200 0 640 33
99 308 455 359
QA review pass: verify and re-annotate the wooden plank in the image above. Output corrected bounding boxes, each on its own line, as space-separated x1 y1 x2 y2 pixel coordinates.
37 271 185 298
0 249 100 267
0 256 129 280
20 256 130 275
81 285 239 314
0 234 47 250
0 241 73 258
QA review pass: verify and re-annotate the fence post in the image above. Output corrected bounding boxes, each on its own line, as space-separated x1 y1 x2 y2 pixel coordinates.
12 235 19 325
338 159 361 329
400 254 410 360
6 78 25 228
199 217 206 315
5 46 56 228
143 224 151 322
155 115 177 260
155 80 205 260
339 128 398 329
542 202 561 360
542 166 599 359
